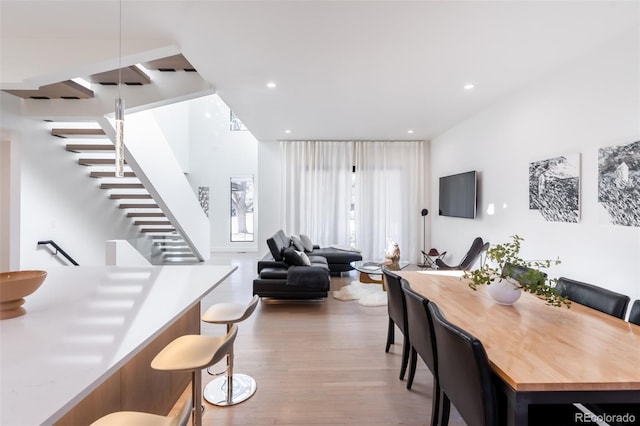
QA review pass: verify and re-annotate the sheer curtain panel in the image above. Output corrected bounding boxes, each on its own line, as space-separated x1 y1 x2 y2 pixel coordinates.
354 141 426 262
281 141 354 248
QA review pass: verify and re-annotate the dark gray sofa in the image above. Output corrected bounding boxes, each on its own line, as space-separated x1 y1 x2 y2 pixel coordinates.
252 230 362 299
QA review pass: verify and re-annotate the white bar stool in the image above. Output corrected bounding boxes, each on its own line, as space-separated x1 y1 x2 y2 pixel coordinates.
151 324 238 426
90 397 192 426
201 295 259 406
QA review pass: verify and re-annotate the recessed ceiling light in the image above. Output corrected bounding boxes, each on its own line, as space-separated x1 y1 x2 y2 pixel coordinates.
407 130 414 134
464 83 475 90
267 82 277 89
284 129 291 134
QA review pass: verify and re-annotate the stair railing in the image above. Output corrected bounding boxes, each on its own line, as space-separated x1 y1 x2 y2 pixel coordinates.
37 240 79 265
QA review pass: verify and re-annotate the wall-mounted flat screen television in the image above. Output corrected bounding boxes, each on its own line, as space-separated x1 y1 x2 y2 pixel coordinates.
439 170 477 219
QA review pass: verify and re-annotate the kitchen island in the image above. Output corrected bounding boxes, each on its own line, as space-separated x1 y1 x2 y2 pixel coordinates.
0 265 236 425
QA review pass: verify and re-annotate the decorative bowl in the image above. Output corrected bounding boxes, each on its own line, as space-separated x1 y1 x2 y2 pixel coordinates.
0 270 47 319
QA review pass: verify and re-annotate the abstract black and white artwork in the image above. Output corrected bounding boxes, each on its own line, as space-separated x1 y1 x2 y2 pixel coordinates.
598 140 640 227
198 186 209 217
529 154 581 223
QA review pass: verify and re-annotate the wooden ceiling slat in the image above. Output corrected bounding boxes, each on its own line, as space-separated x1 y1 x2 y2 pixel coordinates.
4 80 94 99
143 54 195 71
1 54 193 100
88 65 150 85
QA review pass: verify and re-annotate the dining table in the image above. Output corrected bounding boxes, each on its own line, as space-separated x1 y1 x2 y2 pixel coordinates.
397 269 640 426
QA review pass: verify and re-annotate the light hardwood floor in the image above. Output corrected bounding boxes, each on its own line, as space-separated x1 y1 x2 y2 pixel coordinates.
176 252 465 425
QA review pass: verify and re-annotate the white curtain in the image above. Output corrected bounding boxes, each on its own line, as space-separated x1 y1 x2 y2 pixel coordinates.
281 141 354 247
354 141 426 262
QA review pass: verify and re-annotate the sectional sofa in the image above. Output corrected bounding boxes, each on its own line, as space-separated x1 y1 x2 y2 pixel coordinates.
252 230 362 299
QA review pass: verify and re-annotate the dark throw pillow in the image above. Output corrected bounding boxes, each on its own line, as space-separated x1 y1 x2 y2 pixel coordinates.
282 247 306 266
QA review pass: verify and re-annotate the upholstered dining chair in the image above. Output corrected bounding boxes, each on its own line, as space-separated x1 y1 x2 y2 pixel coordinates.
555 277 630 319
401 279 440 426
382 267 410 381
428 302 499 426
628 300 640 326
435 237 485 271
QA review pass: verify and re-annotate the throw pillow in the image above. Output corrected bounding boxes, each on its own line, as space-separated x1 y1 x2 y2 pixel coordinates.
282 247 306 266
291 235 305 251
298 251 312 266
300 234 314 252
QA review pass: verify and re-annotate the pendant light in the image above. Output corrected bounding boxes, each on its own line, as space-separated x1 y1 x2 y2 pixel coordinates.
114 0 125 177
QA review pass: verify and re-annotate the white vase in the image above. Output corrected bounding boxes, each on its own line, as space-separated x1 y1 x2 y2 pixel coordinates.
488 277 522 305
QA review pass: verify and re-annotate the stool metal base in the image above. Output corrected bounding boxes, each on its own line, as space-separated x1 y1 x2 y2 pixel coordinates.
203 374 256 406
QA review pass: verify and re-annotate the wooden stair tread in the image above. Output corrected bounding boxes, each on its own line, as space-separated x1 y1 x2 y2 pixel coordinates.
127 212 165 217
90 171 136 178
163 253 197 258
119 203 159 209
66 144 115 153
52 128 106 138
109 194 152 199
101 183 145 189
161 248 193 253
134 221 172 225
141 228 176 233
80 158 126 166
153 241 187 246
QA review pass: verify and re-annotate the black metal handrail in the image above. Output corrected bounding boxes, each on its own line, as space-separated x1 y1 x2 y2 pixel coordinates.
37 240 79 265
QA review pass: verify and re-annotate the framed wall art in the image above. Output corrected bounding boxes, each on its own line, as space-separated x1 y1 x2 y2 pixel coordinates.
529 154 581 223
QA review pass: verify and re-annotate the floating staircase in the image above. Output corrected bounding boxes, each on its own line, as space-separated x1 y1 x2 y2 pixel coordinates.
53 126 199 264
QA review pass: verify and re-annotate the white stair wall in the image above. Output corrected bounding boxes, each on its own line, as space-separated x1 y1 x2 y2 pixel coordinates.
98 112 210 261
105 240 151 266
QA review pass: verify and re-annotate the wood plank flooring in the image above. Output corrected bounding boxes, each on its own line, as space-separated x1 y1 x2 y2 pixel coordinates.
176 252 465 425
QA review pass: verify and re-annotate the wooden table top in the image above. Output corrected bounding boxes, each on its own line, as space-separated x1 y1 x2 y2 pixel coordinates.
397 270 640 392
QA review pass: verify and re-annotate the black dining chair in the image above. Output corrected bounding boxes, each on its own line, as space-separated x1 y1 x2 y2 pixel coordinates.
401 279 440 426
628 300 640 326
555 277 630 319
428 302 499 426
383 267 410 381
436 237 486 271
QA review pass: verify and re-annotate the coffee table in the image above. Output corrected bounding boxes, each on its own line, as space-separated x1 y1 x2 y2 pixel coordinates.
350 260 410 288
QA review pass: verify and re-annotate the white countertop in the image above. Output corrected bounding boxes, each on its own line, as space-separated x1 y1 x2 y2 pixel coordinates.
0 265 236 426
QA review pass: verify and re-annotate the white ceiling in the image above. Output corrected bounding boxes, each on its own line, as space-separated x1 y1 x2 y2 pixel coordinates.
1 1 638 142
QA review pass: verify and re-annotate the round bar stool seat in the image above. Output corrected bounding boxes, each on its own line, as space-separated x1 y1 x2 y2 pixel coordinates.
90 397 192 426
201 295 259 406
151 325 237 426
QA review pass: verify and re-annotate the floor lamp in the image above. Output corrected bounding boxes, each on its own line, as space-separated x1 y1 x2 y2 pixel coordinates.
417 208 429 267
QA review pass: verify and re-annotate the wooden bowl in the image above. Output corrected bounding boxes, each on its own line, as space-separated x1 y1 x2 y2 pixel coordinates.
0 270 47 319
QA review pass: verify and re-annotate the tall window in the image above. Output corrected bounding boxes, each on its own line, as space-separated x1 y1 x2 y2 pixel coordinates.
230 176 254 242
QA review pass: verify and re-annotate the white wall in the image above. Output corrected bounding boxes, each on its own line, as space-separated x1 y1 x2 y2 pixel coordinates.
430 28 640 301
150 101 191 173
186 95 259 252
257 140 283 257
1 93 23 271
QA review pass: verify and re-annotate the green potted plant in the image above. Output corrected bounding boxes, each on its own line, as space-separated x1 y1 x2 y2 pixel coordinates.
464 235 569 307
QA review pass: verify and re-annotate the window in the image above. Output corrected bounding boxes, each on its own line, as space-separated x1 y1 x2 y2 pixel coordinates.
230 176 254 241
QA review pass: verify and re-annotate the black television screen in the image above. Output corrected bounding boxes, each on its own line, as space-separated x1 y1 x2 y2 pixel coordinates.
439 171 477 219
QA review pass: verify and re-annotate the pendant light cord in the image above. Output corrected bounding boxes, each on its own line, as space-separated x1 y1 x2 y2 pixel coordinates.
118 0 122 97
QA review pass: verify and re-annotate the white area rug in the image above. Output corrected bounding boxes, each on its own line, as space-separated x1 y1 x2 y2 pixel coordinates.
332 281 388 307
